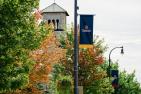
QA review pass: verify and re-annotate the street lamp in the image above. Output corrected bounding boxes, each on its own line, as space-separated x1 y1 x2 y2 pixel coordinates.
108 46 124 93
108 46 124 77
109 46 124 78
108 46 124 76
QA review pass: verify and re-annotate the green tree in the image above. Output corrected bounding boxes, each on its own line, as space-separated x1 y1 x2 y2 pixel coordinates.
102 60 141 94
0 0 48 93
118 71 141 94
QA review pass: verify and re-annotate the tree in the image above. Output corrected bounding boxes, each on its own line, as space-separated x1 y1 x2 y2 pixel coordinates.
101 60 141 94
118 71 141 94
50 31 114 94
52 30 141 93
0 0 49 92
28 31 66 94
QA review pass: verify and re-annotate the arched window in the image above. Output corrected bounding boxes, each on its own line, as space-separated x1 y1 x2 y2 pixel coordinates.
48 20 51 24
52 19 55 26
56 19 59 30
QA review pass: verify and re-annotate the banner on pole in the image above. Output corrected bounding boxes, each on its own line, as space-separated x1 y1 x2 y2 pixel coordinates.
79 15 94 48
111 70 119 88
111 70 119 77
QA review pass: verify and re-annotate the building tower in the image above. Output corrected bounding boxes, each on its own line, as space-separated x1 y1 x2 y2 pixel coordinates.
41 3 69 31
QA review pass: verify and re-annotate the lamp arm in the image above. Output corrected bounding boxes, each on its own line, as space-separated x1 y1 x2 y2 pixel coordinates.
109 46 123 67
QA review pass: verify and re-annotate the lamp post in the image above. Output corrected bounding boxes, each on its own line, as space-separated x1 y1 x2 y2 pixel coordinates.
108 46 124 78
108 46 124 94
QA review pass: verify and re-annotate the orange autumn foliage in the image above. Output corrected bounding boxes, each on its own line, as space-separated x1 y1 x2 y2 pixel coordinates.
27 32 66 94
80 47 104 65
78 47 105 85
59 38 105 86
34 8 42 21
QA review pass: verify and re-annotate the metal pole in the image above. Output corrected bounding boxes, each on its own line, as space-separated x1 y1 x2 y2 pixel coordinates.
108 46 123 78
108 46 123 94
74 0 78 94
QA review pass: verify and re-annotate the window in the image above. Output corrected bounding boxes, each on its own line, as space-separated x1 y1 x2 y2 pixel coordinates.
48 20 51 24
56 19 59 30
52 19 55 26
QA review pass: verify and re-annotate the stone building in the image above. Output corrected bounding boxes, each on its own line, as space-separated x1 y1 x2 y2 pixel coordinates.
41 3 69 31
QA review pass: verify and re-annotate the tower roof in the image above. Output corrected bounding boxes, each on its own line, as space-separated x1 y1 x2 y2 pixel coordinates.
42 3 69 16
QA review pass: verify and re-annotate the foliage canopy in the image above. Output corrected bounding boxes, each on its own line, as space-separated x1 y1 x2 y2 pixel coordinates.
0 0 48 92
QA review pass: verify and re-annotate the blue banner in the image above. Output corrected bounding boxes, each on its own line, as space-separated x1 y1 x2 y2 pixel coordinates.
111 70 119 88
111 70 119 77
80 15 94 45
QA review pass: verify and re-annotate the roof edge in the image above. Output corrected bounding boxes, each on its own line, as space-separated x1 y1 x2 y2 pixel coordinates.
41 3 69 16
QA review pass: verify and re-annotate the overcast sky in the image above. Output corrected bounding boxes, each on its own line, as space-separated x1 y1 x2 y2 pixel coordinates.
40 0 141 83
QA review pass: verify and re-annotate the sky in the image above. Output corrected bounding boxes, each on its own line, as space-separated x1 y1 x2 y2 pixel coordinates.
40 0 141 83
